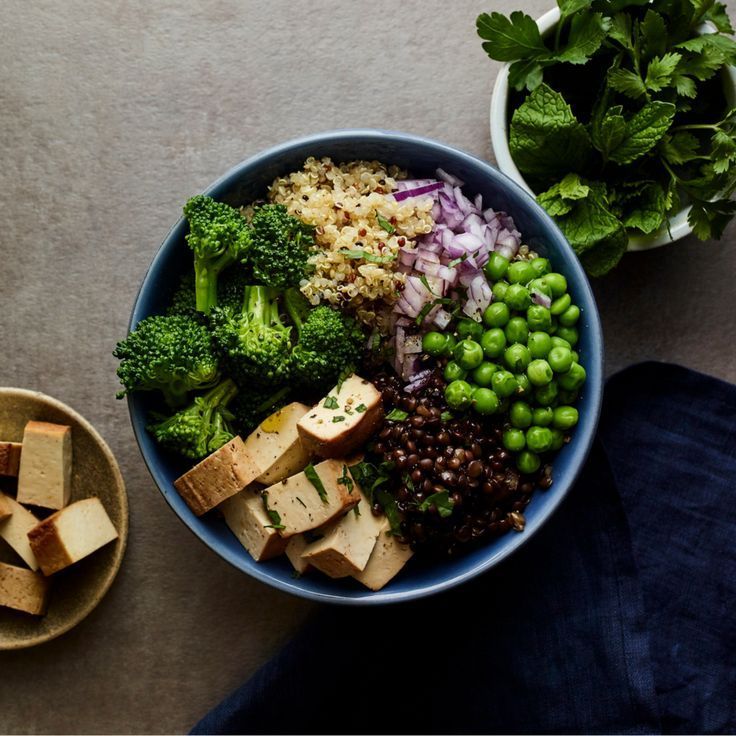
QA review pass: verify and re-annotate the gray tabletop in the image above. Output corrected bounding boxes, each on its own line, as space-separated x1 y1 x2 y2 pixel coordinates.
1 1 734 733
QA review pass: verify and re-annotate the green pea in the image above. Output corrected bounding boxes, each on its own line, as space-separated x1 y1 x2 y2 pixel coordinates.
498 397 511 413
484 253 510 282
570 351 579 363
527 359 553 386
492 281 509 301
472 387 499 415
444 334 457 354
529 277 552 297
453 339 484 370
482 302 510 328
472 361 499 387
444 380 474 411
457 319 484 342
504 344 531 372
507 261 536 285
532 407 553 427
480 328 507 359
422 331 448 357
505 317 529 345
559 305 580 327
555 326 579 347
549 428 565 451
558 362 587 391
553 405 579 430
510 400 533 428
550 336 572 350
504 283 531 311
444 360 467 382
503 428 526 452
548 346 573 374
535 381 559 407
530 257 551 276
515 372 532 396
543 272 567 298
526 426 553 453
557 388 579 404
491 370 518 398
550 293 571 316
517 450 541 474
527 331 552 359
527 304 552 332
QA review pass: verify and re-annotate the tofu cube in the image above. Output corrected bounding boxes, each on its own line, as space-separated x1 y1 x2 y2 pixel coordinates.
352 518 413 591
0 562 49 616
28 497 118 576
16 421 72 509
297 375 383 458
0 441 22 477
264 459 359 538
174 436 258 516
220 486 288 562
0 492 40 570
0 492 12 521
285 534 313 575
301 492 384 578
242 402 312 485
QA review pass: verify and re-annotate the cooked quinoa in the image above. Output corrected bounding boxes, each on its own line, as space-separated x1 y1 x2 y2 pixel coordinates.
268 157 434 329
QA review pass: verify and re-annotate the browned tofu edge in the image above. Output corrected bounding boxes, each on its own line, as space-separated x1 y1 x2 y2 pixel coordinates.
0 561 50 615
297 401 383 459
0 441 22 477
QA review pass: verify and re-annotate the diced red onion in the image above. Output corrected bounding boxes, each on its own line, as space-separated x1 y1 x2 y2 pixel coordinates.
474 193 483 211
531 289 552 309
453 232 484 253
404 368 433 393
404 334 423 354
393 181 444 202
433 308 452 329
396 179 438 192
436 168 465 188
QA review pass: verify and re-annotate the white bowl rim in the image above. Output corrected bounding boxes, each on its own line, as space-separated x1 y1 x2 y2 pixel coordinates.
489 6 736 252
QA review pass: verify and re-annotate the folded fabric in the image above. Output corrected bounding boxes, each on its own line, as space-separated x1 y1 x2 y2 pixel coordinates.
192 363 736 735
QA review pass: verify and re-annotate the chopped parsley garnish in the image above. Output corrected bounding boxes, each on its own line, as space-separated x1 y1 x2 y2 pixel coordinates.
376 213 396 234
448 253 469 268
355 403 367 413
403 473 415 492
338 464 354 494
385 408 409 422
339 248 396 264
353 503 361 517
323 396 339 410
418 490 455 518
419 274 436 295
261 492 285 529
348 460 401 535
440 411 454 422
344 405 354 415
332 415 346 423
304 463 328 503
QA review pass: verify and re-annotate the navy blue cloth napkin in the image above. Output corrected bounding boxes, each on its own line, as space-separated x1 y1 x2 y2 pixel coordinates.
192 363 736 735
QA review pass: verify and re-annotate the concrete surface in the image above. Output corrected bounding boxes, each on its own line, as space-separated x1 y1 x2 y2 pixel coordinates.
0 0 734 733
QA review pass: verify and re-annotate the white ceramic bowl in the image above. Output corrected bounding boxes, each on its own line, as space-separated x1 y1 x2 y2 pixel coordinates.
490 6 736 251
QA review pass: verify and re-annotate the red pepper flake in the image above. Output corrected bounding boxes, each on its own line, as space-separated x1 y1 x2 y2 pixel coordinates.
375 187 385 194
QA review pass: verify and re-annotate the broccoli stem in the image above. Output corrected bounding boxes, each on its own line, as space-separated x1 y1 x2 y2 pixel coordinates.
194 254 236 314
206 377 238 409
284 287 311 333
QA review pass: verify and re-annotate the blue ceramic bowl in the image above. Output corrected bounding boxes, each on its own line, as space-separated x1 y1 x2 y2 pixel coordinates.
128 130 604 605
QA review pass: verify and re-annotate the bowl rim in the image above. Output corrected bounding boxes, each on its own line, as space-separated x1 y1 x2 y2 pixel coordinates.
0 387 129 649
489 6 736 252
127 128 604 604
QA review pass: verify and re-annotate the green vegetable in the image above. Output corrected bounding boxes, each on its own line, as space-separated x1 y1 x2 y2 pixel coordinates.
532 406 554 427
457 318 485 342
507 260 537 284
453 339 485 370
484 252 510 281
230 385 290 437
445 380 474 410
479 0 736 273
482 302 511 328
262 492 285 530
472 361 499 387
471 387 500 415
504 283 532 311
349 461 401 534
527 304 553 331
422 331 450 356
553 405 580 429
504 343 531 372
528 359 554 386
339 248 396 264
548 345 574 373
304 463 328 503
183 195 252 314
558 361 587 390
503 428 527 452
527 331 553 358
505 317 529 345
417 490 455 518
491 369 518 398
517 450 541 474
526 425 554 453
113 314 219 407
444 361 468 382
147 379 237 460
510 400 533 428
386 408 409 422
376 213 396 234
210 285 292 389
481 328 507 358
284 288 364 392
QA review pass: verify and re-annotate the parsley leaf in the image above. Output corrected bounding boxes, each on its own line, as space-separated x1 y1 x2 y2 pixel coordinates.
304 463 328 503
609 101 676 165
556 12 608 65
339 248 395 264
376 213 395 234
338 464 354 494
386 408 409 422
639 10 668 59
261 492 285 530
704 2 735 33
688 198 736 239
355 403 367 413
509 84 592 181
645 52 682 92
332 415 345 423
417 490 455 518
323 396 339 410
476 11 548 61
660 132 700 164
608 68 647 99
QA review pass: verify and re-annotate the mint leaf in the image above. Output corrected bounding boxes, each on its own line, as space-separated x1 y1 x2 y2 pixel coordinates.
557 12 608 64
538 174 590 216
660 132 700 164
559 173 591 199
609 101 676 165
508 58 546 91
509 84 592 180
477 11 548 61
579 227 629 276
688 198 736 239
622 183 667 234
591 105 627 159
645 52 682 92
640 10 667 58
608 68 647 99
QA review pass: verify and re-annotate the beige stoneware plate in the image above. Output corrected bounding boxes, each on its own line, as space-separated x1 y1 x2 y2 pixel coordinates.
0 388 128 649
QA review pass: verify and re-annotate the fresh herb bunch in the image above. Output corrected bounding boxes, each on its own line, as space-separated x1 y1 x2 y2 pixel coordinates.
478 0 736 274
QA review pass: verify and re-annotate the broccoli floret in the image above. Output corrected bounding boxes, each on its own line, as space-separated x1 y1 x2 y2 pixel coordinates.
147 379 238 460
211 285 292 388
216 264 251 311
284 288 365 392
167 275 200 321
230 385 291 437
183 195 252 314
113 315 219 407
248 204 314 289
